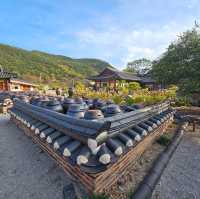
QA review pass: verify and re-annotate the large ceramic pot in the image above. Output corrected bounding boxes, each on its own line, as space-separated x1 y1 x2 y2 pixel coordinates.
93 99 106 109
58 96 65 102
74 97 88 110
75 97 84 104
31 98 42 106
40 100 50 108
106 100 114 105
67 104 86 118
62 98 76 113
45 100 64 113
84 110 104 120
132 104 144 109
0 94 10 103
103 104 121 117
19 95 29 103
84 99 93 108
32 98 49 107
30 96 37 104
121 105 136 112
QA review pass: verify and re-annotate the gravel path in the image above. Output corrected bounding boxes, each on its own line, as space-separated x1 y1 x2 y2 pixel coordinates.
152 125 200 199
0 115 71 199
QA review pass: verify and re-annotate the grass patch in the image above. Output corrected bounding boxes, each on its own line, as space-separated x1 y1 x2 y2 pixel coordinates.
156 135 171 146
84 193 109 199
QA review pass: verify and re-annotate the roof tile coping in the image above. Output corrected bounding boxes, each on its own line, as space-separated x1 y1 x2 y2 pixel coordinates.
9 107 174 173
14 99 111 131
13 100 170 150
14 100 110 149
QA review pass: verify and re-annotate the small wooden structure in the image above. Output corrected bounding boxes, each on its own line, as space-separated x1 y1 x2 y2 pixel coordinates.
175 106 200 131
0 68 37 92
88 67 156 90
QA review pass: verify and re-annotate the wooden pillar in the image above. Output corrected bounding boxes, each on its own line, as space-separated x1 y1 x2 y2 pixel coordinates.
192 121 196 132
3 79 7 90
2 80 5 90
114 80 116 90
6 79 10 91
94 81 98 91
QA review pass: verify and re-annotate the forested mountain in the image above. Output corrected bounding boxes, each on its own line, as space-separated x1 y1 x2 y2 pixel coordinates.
0 44 112 87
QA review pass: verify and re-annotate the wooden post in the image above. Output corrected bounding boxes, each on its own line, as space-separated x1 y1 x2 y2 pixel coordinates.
114 80 116 90
192 121 196 132
2 79 8 91
7 79 11 91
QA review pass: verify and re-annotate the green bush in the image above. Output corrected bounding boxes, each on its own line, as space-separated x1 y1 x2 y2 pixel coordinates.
125 95 135 105
156 135 171 146
128 82 141 91
84 193 109 199
174 97 190 107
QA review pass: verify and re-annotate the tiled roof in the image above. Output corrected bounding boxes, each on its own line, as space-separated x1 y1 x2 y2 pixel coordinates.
0 70 17 79
10 78 38 87
139 77 156 84
10 100 174 174
89 67 141 81
88 67 155 83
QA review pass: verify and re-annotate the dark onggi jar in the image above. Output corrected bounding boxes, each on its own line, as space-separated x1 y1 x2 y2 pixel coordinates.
45 100 64 113
62 98 75 113
67 104 86 118
84 110 104 120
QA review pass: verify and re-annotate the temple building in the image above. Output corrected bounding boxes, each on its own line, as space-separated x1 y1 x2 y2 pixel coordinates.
88 67 157 90
0 68 37 92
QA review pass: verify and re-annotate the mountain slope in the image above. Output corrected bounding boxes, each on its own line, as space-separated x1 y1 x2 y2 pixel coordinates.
0 44 112 86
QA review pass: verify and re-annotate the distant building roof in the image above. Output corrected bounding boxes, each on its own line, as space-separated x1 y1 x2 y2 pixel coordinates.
88 67 155 84
10 78 38 87
0 68 17 79
0 68 37 87
88 67 140 81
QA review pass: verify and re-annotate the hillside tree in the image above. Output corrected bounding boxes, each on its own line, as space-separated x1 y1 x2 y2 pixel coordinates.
125 58 152 75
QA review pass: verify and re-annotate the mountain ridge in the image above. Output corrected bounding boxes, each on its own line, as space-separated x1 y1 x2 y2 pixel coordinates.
0 43 112 87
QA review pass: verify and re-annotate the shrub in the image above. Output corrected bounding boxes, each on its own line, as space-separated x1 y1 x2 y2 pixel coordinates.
74 84 176 106
112 95 125 105
156 135 171 146
84 193 109 199
128 82 141 92
174 97 190 107
125 95 135 105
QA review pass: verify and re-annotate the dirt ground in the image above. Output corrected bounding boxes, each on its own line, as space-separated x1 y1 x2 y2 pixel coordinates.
0 115 72 199
104 124 176 199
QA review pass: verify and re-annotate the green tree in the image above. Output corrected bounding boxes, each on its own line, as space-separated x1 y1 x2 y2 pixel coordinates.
152 24 200 95
125 58 152 75
128 82 141 91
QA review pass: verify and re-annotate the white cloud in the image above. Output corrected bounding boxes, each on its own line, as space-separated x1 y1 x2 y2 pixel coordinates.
76 21 194 69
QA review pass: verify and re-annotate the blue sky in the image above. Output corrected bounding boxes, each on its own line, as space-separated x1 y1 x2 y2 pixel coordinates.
0 0 199 69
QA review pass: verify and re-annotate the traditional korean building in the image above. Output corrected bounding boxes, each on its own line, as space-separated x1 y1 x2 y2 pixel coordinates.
88 67 156 90
0 68 37 92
